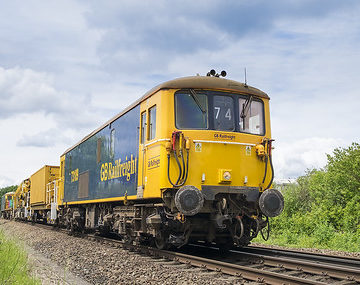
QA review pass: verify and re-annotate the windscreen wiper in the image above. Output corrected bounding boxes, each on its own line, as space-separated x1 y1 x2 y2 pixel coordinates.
189 89 206 113
240 95 253 119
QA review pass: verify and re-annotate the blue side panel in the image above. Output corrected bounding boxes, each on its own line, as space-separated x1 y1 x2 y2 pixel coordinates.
64 105 140 202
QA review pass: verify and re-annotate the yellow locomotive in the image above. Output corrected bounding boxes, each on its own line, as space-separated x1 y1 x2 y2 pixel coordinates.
2 71 284 249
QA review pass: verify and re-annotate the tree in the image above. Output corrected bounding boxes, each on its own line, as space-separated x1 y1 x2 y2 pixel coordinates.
268 142 360 250
0 185 18 199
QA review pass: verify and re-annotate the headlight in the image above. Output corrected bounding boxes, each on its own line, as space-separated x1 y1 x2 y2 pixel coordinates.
223 171 231 181
219 169 232 183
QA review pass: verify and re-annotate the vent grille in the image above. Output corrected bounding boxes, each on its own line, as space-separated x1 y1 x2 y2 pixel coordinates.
78 171 89 199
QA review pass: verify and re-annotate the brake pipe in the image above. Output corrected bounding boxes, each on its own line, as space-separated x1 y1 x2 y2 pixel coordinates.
262 155 268 185
265 143 274 189
167 153 179 187
180 149 186 181
173 149 182 185
166 132 190 187
183 149 189 184
262 139 274 190
261 139 275 190
261 140 269 185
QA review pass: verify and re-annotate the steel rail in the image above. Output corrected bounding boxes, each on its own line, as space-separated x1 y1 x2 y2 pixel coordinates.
142 247 329 285
243 246 360 269
233 250 360 282
72 234 329 284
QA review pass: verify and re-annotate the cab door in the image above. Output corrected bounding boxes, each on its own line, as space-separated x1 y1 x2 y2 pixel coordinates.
137 110 147 198
137 93 162 199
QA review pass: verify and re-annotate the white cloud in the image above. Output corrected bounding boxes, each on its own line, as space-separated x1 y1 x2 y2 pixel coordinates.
0 67 63 117
273 137 347 179
16 128 73 148
0 1 360 188
0 113 66 187
0 66 106 130
0 65 148 187
0 175 15 189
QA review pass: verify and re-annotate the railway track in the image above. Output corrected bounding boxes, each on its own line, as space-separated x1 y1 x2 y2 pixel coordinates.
243 245 360 268
80 232 360 284
177 243 360 285
19 221 360 284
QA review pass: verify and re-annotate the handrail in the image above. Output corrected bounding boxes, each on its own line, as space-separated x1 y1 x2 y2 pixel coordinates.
192 140 256 146
144 138 170 147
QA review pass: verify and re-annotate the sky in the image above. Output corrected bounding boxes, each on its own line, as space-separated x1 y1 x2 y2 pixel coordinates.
0 0 359 187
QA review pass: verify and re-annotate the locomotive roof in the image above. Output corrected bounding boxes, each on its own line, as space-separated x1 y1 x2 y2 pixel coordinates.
62 76 269 155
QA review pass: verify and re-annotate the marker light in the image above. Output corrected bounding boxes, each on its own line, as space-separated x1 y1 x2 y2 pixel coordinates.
223 171 231 181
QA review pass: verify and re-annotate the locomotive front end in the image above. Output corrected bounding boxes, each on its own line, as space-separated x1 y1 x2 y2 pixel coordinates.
157 74 284 248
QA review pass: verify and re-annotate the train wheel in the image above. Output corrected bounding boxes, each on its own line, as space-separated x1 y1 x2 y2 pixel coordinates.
154 231 168 250
46 211 51 224
123 228 134 245
249 218 260 239
233 217 244 246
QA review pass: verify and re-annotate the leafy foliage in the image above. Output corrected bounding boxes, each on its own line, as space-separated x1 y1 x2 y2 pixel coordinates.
0 185 17 199
256 142 360 251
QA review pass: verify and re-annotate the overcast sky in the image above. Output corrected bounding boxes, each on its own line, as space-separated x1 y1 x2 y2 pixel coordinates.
1 0 359 187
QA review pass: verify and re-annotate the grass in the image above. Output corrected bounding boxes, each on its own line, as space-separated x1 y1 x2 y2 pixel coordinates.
253 229 360 252
0 230 40 285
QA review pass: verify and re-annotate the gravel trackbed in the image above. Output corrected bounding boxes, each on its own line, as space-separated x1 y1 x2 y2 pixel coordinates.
0 220 243 284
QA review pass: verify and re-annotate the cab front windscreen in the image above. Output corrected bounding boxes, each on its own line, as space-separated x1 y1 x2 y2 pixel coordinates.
175 90 265 135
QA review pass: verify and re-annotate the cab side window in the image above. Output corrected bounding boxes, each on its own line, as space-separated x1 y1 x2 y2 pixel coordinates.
175 92 208 129
239 98 264 135
148 105 156 140
110 129 115 157
140 112 146 144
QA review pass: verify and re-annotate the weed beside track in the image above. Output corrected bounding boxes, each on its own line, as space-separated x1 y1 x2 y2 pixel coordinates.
0 226 39 285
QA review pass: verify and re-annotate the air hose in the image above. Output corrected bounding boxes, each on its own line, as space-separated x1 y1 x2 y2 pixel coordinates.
180 149 186 182
262 155 268 184
183 149 189 183
167 150 189 187
167 131 190 187
262 139 274 190
265 150 274 189
173 149 182 185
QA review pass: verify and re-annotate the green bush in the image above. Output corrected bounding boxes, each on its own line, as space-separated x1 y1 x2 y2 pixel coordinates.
255 142 360 252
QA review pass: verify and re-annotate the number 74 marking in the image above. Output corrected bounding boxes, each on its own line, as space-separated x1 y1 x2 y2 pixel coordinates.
214 107 232 120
